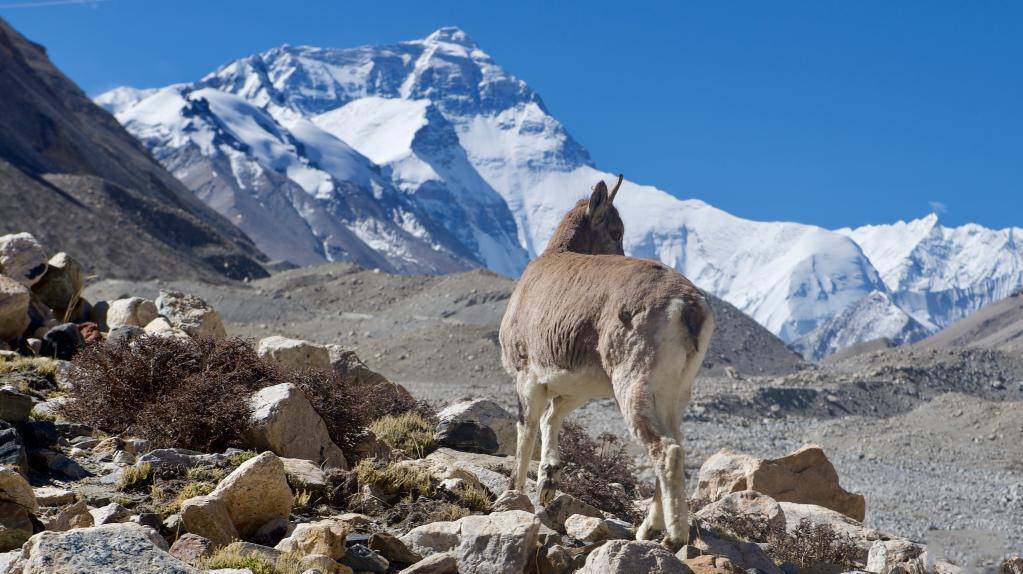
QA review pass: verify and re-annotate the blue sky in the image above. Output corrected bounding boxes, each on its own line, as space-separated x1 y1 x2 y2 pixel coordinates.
3 0 1020 230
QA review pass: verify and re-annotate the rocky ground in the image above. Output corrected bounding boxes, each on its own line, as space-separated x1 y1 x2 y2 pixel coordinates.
82 264 1023 553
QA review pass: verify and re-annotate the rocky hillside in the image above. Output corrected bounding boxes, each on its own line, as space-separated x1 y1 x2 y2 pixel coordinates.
913 290 1023 354
0 18 266 282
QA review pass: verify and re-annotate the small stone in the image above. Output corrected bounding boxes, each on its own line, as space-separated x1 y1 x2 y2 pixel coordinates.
32 486 75 506
156 290 227 339
683 554 745 574
90 502 131 525
434 419 499 454
105 297 159 329
564 514 612 543
0 388 34 423
369 532 422 565
275 518 349 561
257 336 331 371
537 492 602 533
398 553 458 574
170 533 216 565
41 322 85 360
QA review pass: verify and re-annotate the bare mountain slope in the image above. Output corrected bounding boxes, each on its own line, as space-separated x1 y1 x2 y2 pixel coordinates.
914 290 1023 354
0 18 266 281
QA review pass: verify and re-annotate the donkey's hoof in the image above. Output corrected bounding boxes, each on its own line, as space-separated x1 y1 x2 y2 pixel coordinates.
636 523 660 541
660 535 685 553
537 478 557 505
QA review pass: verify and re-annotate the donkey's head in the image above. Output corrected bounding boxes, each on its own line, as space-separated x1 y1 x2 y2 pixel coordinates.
544 175 625 256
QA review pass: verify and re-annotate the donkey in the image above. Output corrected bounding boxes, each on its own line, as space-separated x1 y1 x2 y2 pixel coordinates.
499 175 714 550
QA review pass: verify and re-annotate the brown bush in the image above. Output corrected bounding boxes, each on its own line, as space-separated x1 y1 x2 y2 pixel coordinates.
769 517 862 568
59 335 430 455
558 421 642 522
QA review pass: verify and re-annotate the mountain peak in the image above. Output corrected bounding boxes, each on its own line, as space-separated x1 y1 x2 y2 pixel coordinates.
423 26 477 48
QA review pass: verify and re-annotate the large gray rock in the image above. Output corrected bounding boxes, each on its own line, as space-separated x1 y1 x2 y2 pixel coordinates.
581 540 691 574
156 290 226 339
0 389 33 424
696 490 786 536
0 233 47 288
32 253 84 317
0 277 30 342
247 383 347 469
105 297 159 329
15 523 199 574
206 451 293 539
694 445 865 521
258 336 331 372
436 399 517 456
401 510 540 574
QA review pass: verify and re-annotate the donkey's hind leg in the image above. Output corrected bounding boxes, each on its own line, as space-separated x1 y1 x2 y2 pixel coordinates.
511 372 545 492
537 394 587 504
637 477 665 541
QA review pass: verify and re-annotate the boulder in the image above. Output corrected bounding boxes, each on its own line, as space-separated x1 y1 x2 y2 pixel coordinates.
565 514 614 543
143 317 189 339
16 522 199 574
401 510 540 574
89 502 131 525
32 486 74 507
537 492 602 533
434 419 499 454
258 336 331 372
247 383 347 469
275 518 349 560
27 448 88 479
42 499 93 531
398 552 458 574
341 543 389 573
0 389 33 424
41 323 85 360
426 448 537 499
31 253 84 317
169 533 216 565
106 325 143 346
694 445 865 521
0 466 37 512
866 540 925 574
682 554 745 574
492 490 534 513
180 495 238 547
0 423 27 471
695 490 786 536
281 457 330 497
0 233 47 287
156 290 226 339
0 276 30 342
687 528 782 574
778 502 874 559
207 451 293 538
436 399 517 456
369 532 422 565
0 502 32 552
105 297 159 329
580 540 692 574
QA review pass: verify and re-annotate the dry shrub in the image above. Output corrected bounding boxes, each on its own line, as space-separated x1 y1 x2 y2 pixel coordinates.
59 336 275 451
770 517 862 568
58 335 431 455
355 458 435 499
558 421 642 522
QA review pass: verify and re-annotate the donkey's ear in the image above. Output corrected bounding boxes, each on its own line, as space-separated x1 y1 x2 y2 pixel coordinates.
588 181 611 222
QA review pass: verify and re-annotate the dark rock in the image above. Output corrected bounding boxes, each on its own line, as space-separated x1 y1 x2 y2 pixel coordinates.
341 543 389 573
252 516 289 546
42 322 85 360
130 512 163 530
0 388 33 423
28 448 89 479
15 420 58 448
0 421 27 471
345 532 372 547
90 300 109 330
106 325 143 346
434 419 499 454
55 422 94 438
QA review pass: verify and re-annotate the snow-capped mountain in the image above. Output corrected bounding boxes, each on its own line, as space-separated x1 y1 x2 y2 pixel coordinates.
97 27 1023 352
792 290 935 361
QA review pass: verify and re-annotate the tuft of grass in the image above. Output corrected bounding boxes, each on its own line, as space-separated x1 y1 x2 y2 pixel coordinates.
186 465 227 483
435 503 470 522
293 489 313 511
355 458 434 499
199 546 305 574
0 356 59 377
456 483 493 513
29 408 57 422
172 482 216 510
369 412 436 458
118 462 153 491
229 450 258 467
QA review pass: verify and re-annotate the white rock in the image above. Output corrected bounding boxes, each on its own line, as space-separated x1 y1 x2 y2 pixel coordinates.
247 383 347 469
207 452 293 539
0 276 30 342
258 336 331 372
156 290 226 339
143 317 189 339
564 514 612 543
89 502 131 525
581 540 689 574
17 523 198 573
866 539 925 574
106 297 159 329
401 510 540 574
0 233 47 287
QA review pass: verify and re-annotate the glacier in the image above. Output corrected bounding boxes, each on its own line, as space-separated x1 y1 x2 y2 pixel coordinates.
96 26 1023 352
